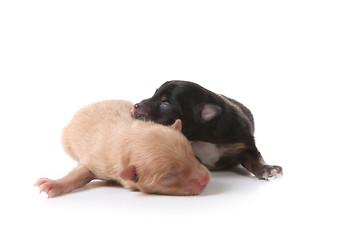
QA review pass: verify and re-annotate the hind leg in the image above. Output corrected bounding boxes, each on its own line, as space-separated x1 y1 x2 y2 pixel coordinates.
240 150 283 180
35 164 96 197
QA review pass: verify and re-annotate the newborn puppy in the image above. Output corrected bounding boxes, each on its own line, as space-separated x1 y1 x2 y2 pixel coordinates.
133 81 283 180
35 100 210 197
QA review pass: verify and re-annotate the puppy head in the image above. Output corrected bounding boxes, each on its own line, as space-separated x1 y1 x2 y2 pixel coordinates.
120 120 210 196
133 80 222 128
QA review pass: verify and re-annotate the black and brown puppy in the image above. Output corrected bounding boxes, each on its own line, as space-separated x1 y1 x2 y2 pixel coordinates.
133 80 282 180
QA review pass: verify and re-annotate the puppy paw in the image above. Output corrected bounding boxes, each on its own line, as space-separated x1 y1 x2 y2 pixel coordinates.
256 165 283 180
34 178 64 198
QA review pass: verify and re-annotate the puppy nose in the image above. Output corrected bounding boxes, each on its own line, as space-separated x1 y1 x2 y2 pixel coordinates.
134 103 141 109
188 169 210 194
196 172 210 187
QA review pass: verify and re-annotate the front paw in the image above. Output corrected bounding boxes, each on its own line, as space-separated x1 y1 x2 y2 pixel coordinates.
34 178 63 197
256 165 283 180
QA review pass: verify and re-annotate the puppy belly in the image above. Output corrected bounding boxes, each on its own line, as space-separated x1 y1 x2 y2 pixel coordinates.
191 141 246 170
191 141 223 169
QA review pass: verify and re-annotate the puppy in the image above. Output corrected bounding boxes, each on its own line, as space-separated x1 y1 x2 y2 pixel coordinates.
133 81 283 180
35 100 210 197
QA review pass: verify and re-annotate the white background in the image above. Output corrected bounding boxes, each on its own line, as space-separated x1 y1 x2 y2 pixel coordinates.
1 1 339 239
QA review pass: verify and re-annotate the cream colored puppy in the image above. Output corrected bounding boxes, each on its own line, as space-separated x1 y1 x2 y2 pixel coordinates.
35 100 210 197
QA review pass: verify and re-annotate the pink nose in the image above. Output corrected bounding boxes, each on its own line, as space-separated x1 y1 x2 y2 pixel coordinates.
194 171 209 187
188 169 210 194
198 173 210 186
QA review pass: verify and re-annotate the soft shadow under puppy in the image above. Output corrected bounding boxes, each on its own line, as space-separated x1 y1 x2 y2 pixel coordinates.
201 166 262 196
199 180 228 196
226 165 254 177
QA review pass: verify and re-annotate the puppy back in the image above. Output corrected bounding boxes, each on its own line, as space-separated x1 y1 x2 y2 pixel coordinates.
61 100 134 162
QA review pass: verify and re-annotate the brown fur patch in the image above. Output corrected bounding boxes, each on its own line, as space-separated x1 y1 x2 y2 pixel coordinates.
222 143 247 156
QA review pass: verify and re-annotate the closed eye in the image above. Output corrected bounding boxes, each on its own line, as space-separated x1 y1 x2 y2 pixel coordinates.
161 173 177 181
161 96 169 102
160 97 172 108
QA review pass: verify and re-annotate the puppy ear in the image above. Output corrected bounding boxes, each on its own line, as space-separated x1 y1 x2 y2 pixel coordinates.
171 119 182 131
119 165 139 182
195 104 222 122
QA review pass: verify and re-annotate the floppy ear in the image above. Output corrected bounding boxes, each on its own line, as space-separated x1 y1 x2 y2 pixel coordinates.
195 104 222 122
171 119 182 131
119 165 139 182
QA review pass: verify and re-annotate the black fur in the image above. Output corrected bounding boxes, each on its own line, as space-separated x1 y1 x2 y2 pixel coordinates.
133 80 282 179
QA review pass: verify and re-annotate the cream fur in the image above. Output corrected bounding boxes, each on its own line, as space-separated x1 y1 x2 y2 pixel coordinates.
36 100 210 197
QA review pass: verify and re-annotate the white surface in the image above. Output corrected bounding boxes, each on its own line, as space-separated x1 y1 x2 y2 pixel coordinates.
1 1 339 240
